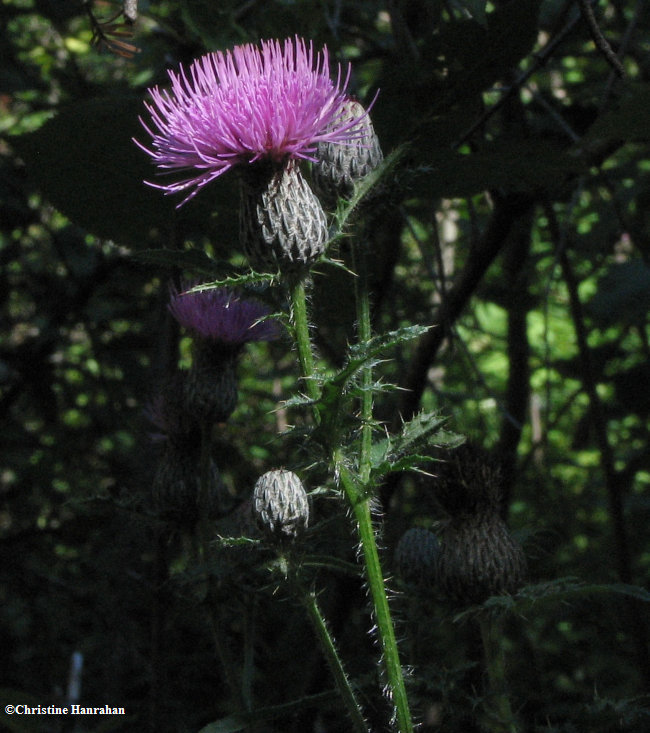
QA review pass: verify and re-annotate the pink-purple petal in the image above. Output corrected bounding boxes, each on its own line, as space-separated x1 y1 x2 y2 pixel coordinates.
136 36 371 204
168 285 280 344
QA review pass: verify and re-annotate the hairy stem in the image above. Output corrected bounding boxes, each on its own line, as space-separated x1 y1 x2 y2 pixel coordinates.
301 587 368 733
336 456 414 733
288 275 321 412
351 241 373 483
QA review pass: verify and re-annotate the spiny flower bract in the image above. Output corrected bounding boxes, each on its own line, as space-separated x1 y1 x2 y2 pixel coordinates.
168 284 280 345
137 36 368 204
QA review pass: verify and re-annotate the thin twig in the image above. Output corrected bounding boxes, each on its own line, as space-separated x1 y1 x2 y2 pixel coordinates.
576 0 625 78
601 0 643 107
454 5 585 148
546 203 650 686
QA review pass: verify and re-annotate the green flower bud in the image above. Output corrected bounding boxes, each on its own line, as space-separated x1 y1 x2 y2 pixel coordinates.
312 99 383 207
253 469 309 539
240 162 328 271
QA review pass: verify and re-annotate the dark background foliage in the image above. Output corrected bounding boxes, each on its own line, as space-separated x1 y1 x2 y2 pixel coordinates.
2 0 650 731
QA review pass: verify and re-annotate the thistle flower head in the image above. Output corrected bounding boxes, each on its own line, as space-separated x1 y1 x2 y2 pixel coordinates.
168 284 280 345
137 36 369 204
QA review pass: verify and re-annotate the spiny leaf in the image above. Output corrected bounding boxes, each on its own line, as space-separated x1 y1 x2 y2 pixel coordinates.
454 578 650 621
330 145 409 240
301 554 362 577
391 411 463 458
214 535 260 548
338 324 432 388
370 411 463 481
370 452 438 480
188 270 280 290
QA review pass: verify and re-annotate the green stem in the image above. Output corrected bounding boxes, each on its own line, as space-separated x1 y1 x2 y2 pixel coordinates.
346 242 413 732
336 456 414 733
351 241 373 483
479 613 518 733
302 587 368 733
288 275 320 412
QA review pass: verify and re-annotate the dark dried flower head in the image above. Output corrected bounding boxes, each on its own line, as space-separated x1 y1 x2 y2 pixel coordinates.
152 444 226 525
136 37 369 204
394 527 439 586
435 514 527 605
183 343 239 424
253 469 309 539
433 443 503 519
144 383 199 444
168 284 279 345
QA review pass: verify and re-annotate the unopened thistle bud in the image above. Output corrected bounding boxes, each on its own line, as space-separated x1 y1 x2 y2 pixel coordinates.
240 161 328 271
394 527 439 586
435 515 527 604
253 469 309 539
312 99 383 207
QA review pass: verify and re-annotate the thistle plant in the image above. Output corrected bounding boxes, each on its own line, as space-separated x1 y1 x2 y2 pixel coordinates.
167 283 279 426
432 444 526 733
136 37 368 204
137 35 462 733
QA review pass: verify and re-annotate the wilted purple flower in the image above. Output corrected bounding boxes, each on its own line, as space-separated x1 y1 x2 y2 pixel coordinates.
168 284 280 345
136 36 370 204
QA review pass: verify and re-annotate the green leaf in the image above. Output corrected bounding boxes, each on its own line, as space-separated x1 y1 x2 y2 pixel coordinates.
391 411 462 457
582 83 650 144
342 325 432 383
370 411 464 480
132 248 223 274
308 325 432 449
456 578 650 621
414 138 584 198
190 270 281 291
9 96 235 249
214 535 261 548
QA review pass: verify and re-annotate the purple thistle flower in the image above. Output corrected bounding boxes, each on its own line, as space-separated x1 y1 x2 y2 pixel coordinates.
136 36 370 204
168 284 280 345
